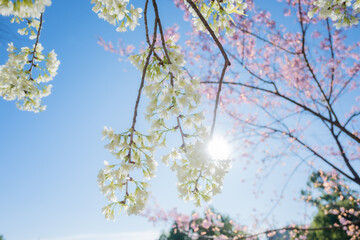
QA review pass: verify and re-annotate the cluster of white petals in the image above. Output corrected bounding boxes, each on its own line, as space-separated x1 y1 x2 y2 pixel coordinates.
185 0 247 36
0 0 51 18
17 18 40 40
309 0 360 28
0 0 58 112
0 43 59 112
99 36 232 218
163 141 232 206
99 127 157 218
91 0 142 32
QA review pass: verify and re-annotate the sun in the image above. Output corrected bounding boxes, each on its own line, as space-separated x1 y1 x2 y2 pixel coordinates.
207 136 231 161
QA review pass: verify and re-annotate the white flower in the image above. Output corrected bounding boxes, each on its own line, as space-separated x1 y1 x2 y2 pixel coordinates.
0 0 51 18
0 42 58 112
91 0 142 32
310 0 359 28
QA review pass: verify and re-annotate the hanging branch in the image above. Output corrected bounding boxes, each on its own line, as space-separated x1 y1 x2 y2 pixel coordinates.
127 4 159 164
151 0 191 150
185 0 231 138
176 116 187 150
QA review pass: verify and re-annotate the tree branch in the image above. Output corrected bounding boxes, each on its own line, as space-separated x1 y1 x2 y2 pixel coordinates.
127 5 158 164
28 13 43 81
185 0 230 138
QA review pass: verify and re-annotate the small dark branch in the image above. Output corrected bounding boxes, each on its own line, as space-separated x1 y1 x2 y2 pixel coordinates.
253 101 293 135
326 19 335 101
332 71 360 104
275 128 356 184
298 0 341 126
226 49 279 92
126 175 130 196
241 25 245 62
151 0 170 61
210 63 228 137
152 0 174 86
144 0 150 44
214 0 225 11
343 112 360 129
128 10 158 164
202 81 359 184
201 81 332 128
237 26 301 55
215 50 360 144
185 0 230 65
121 175 131 203
28 13 43 81
322 110 360 183
185 0 231 138
193 170 202 192
144 0 164 65
329 125 360 182
176 116 187 151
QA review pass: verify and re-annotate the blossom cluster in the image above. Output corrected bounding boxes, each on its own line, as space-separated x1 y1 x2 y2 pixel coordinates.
0 0 51 18
309 0 360 28
0 0 59 112
97 33 232 217
92 0 249 220
91 0 142 32
17 17 41 40
185 0 248 36
299 170 360 239
99 127 158 217
0 43 59 112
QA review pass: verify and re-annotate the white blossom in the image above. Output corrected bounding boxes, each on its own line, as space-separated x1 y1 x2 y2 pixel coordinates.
0 0 51 18
309 0 360 28
185 0 247 37
0 43 59 112
98 1 236 219
91 0 142 32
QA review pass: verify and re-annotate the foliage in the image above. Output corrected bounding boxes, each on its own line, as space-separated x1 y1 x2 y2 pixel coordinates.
156 208 249 240
301 171 360 239
149 172 360 240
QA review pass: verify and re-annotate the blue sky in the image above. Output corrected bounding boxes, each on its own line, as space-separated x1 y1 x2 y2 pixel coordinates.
1 0 355 240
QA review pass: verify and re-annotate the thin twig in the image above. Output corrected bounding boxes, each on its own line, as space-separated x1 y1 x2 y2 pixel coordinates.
176 116 187 151
152 0 174 86
236 25 300 55
202 80 360 144
28 13 43 81
298 0 341 129
326 19 335 101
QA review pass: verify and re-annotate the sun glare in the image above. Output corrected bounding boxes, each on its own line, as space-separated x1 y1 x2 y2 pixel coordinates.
207 136 231 161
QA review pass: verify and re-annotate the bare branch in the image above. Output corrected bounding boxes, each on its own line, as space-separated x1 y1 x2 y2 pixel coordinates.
202 80 360 144
236 25 301 55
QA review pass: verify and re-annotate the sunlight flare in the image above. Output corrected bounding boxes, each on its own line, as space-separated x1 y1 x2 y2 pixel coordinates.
207 136 231 161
